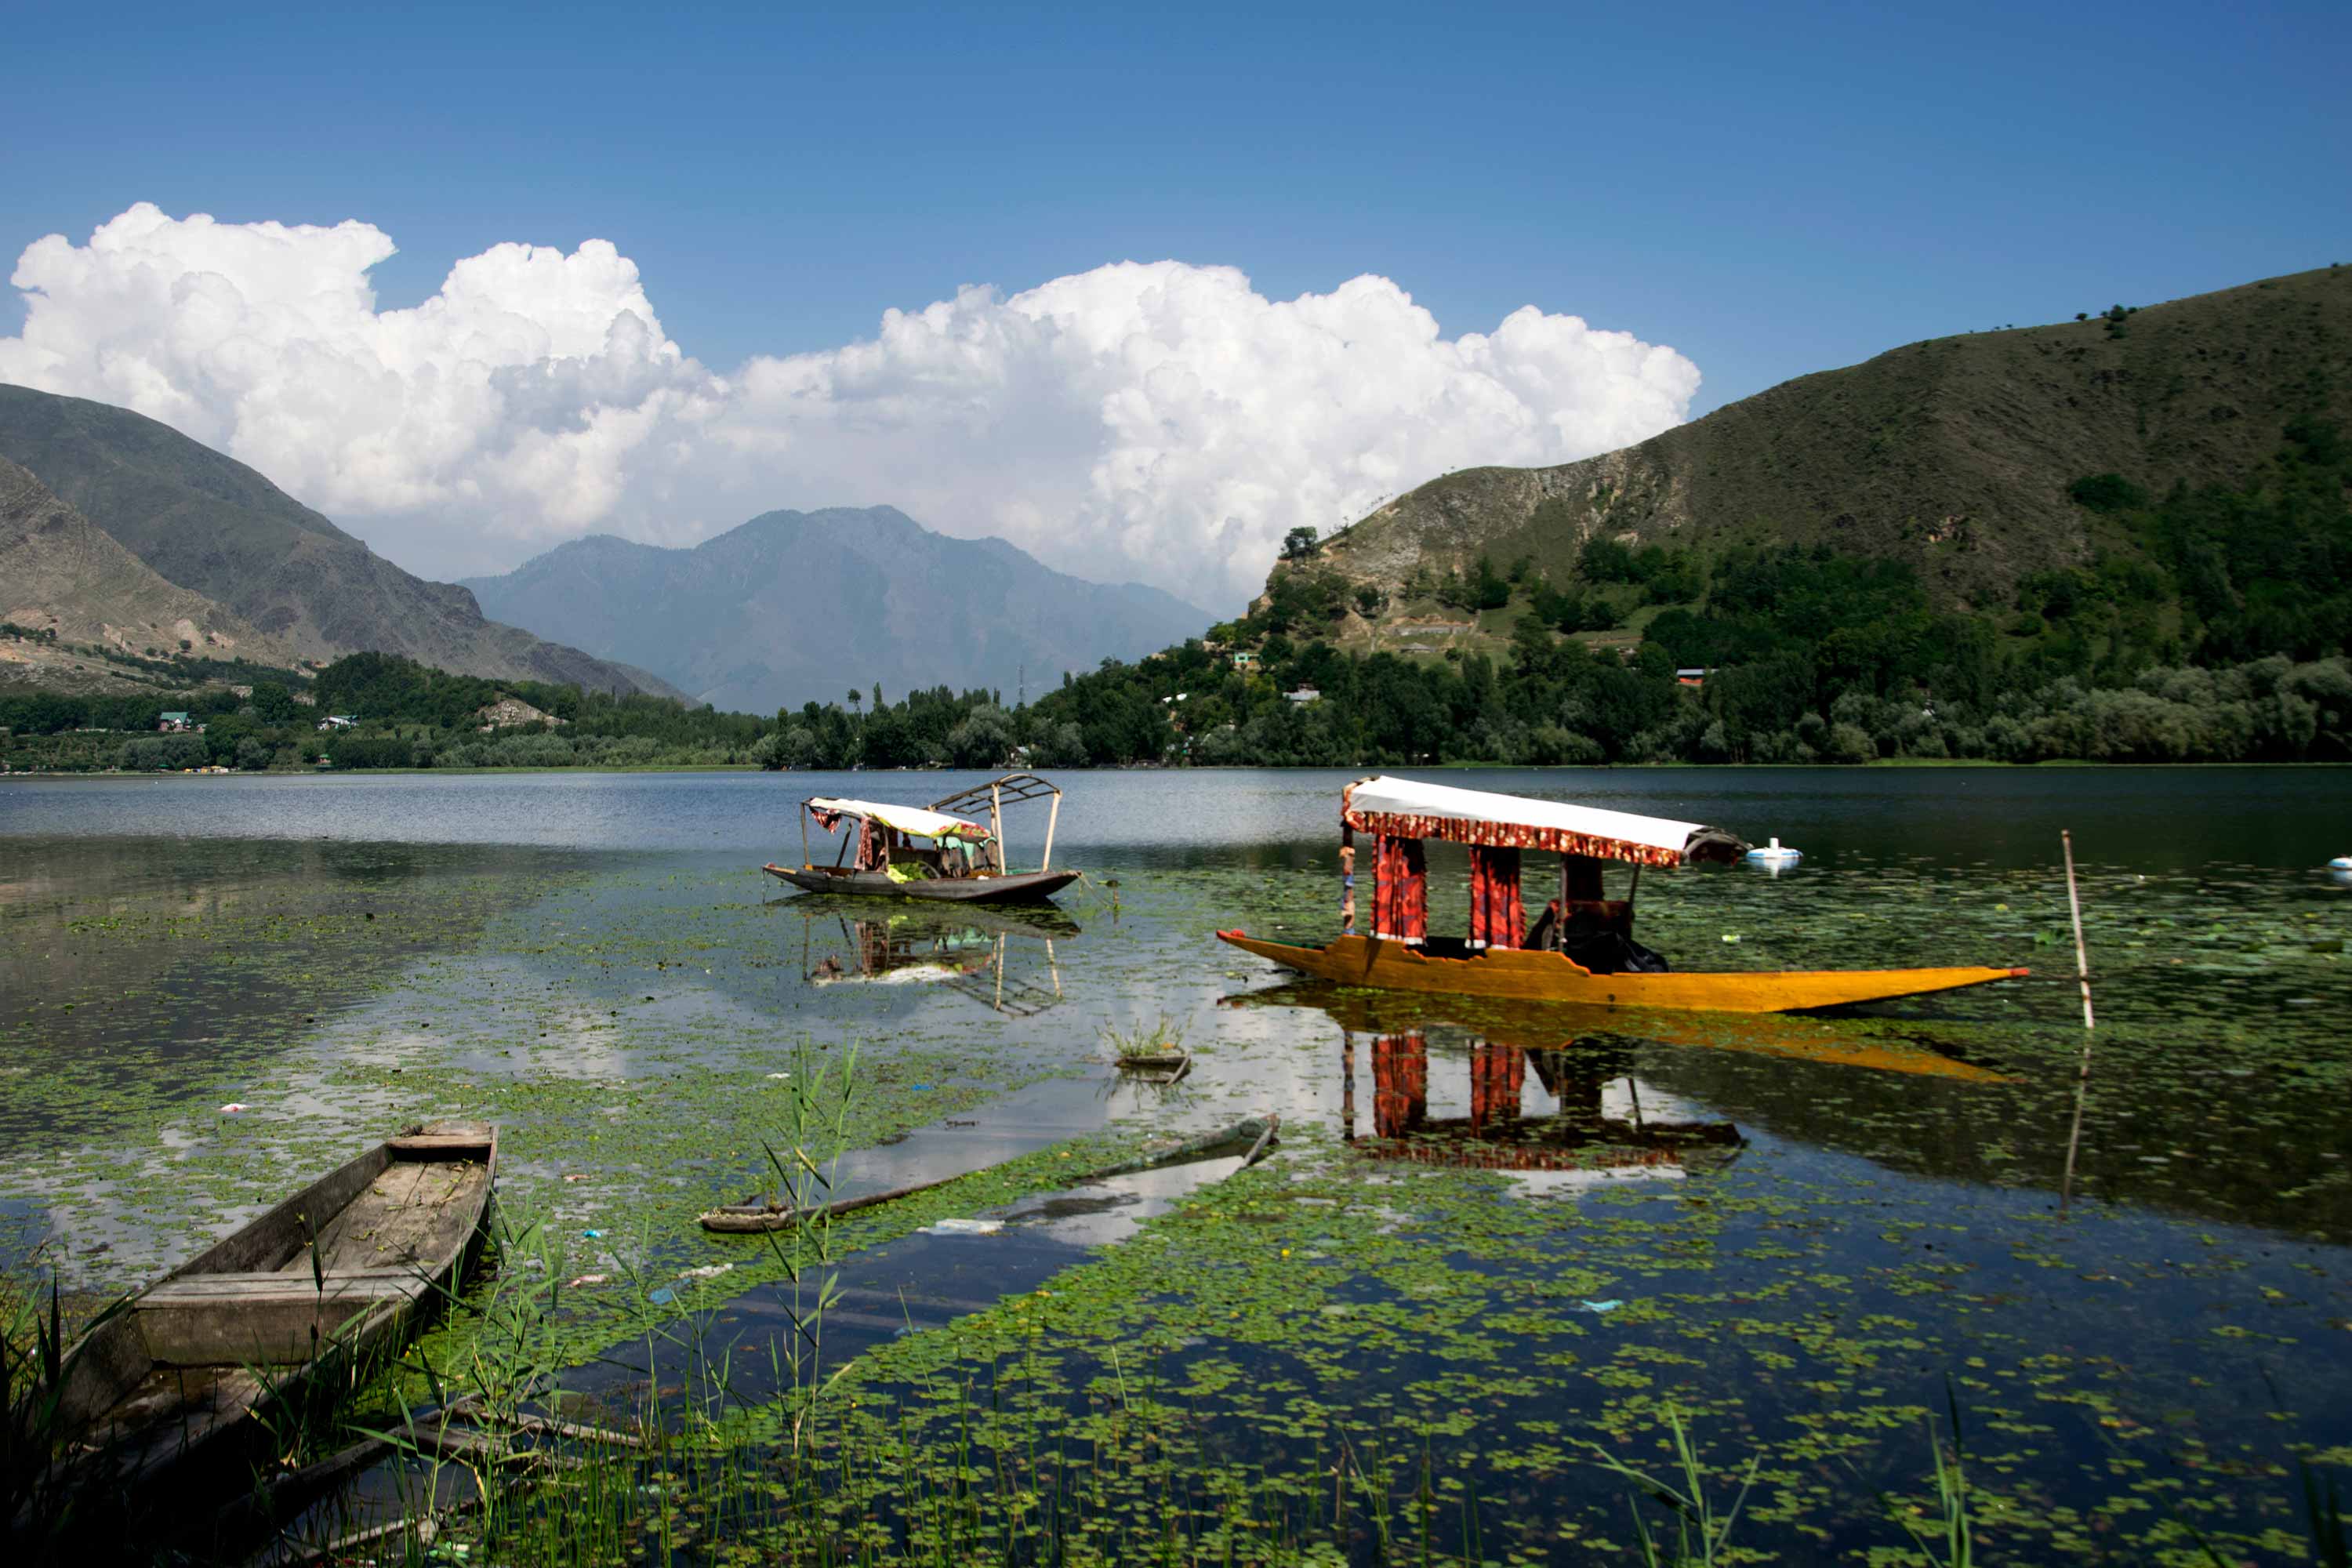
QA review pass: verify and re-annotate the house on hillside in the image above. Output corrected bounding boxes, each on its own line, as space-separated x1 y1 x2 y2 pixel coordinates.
474 696 566 731
1676 668 1715 688
318 714 357 731
158 711 191 732
1285 687 1321 704
1230 651 1258 670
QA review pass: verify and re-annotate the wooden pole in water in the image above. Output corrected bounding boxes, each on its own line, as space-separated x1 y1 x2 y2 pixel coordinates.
2060 829 2096 1210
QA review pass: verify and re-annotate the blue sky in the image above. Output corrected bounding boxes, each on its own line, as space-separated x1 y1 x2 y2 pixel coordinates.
9 0 2343 411
2 2 2345 601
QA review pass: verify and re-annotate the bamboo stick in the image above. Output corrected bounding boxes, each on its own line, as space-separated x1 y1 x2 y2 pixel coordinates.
2060 829 2096 1210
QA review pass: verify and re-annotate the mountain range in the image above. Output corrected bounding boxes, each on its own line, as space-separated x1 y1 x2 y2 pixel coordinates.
0 386 682 699
459 510 1210 714
1283 264 2352 633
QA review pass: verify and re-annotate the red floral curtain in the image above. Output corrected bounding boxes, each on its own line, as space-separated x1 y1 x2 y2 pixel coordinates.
1467 845 1524 950
1371 1033 1428 1138
1468 1040 1526 1133
1373 835 1427 944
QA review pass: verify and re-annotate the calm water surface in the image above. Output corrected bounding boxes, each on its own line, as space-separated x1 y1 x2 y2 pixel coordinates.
3 766 2347 1561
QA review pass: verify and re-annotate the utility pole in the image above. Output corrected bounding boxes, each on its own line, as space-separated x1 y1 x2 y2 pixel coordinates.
1018 662 1025 710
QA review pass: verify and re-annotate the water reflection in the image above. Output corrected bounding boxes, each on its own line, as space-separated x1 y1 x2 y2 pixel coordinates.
779 898 1077 1016
1340 1029 1743 1183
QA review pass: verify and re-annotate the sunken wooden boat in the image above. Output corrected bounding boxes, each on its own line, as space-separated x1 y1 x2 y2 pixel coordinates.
43 1122 497 1494
1218 776 2025 1017
764 773 1080 904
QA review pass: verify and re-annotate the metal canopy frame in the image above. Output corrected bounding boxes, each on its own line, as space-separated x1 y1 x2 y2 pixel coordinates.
929 773 1063 874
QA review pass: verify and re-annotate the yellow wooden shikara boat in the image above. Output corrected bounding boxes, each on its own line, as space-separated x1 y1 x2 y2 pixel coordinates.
1217 775 2025 1016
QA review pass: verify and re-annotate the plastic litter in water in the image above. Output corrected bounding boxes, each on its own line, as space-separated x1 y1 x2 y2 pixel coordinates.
1581 1299 1624 1313
581 1229 604 1239
647 1287 675 1306
922 1218 1004 1236
909 1082 932 1091
764 1072 792 1080
677 1263 733 1280
218 1102 249 1113
1721 934 1742 944
567 1274 608 1288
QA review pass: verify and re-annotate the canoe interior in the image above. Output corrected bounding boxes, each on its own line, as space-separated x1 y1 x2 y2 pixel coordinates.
764 862 1080 904
49 1123 496 1491
1217 931 2026 1015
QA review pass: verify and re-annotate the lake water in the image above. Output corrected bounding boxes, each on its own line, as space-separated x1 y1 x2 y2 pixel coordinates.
3 766 2347 1561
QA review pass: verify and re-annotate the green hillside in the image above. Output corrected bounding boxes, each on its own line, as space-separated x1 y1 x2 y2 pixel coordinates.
766 266 2352 769
1281 264 2352 644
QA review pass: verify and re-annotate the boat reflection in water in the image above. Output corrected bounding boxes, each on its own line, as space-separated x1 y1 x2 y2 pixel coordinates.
1232 978 2017 1189
1338 1029 1744 1185
786 898 1077 1016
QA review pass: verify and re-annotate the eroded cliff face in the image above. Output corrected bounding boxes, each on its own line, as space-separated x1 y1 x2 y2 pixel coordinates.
0 456 310 691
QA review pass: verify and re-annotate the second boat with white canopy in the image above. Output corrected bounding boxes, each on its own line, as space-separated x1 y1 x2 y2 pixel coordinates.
763 772 1080 904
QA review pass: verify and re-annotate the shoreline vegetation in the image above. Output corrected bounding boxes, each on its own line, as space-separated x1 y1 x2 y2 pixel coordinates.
6 416 2347 776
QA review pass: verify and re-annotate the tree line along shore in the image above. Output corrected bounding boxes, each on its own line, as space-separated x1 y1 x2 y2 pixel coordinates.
5 419 2348 774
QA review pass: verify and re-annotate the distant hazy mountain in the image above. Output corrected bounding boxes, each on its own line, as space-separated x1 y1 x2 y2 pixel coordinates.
460 507 1214 713
0 385 684 699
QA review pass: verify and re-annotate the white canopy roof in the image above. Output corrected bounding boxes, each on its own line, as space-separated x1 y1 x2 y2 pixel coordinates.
1341 775 1743 866
806 797 990 840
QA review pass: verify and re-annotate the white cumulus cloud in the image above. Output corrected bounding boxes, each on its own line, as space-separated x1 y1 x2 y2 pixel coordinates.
2 204 1700 609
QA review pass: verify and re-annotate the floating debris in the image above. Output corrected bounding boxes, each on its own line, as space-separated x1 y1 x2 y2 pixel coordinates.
921 1218 1004 1236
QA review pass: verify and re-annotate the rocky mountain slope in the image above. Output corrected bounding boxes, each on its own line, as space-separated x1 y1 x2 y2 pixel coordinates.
1283 265 2352 631
461 507 1212 714
0 386 682 699
0 456 310 693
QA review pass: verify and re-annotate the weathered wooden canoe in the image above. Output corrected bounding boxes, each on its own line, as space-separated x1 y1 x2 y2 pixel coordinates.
699 1115 1276 1233
1218 931 2026 1015
45 1123 497 1494
764 863 1080 903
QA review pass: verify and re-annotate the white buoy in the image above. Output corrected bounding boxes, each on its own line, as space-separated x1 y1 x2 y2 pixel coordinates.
1744 836 1803 869
2329 855 2352 872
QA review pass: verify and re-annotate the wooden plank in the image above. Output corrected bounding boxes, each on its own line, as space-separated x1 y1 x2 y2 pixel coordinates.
388 1134 495 1156
138 1272 424 1365
143 1270 423 1301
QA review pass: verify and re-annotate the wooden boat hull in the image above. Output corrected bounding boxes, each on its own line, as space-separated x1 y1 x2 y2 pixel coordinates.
1217 931 2025 1015
49 1123 497 1496
764 863 1080 904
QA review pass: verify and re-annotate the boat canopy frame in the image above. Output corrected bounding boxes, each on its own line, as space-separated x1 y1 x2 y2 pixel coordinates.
795 773 1063 877
1341 775 1745 869
1340 775 1747 955
929 772 1063 875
